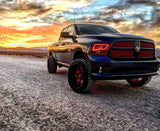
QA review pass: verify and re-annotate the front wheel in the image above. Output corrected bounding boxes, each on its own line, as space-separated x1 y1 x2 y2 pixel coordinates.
68 59 95 93
126 76 152 87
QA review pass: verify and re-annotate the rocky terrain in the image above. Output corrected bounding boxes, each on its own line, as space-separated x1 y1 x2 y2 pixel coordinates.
0 55 160 131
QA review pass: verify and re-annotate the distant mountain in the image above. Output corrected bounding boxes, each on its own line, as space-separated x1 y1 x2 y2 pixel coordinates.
0 46 47 57
0 46 47 53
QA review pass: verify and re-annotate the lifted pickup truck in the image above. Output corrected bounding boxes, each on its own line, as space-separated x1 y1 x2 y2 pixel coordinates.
47 24 160 93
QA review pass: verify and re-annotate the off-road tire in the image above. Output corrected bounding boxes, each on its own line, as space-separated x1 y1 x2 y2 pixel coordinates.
47 56 57 74
68 59 95 93
126 76 152 87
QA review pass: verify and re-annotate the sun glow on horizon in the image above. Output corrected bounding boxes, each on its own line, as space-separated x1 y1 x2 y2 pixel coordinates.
157 45 160 49
0 23 69 48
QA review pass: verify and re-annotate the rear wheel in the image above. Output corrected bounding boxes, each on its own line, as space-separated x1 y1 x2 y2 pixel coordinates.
126 76 152 87
68 59 95 93
47 56 57 73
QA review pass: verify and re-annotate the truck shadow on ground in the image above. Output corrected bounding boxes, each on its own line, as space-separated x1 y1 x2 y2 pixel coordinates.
88 81 160 120
55 68 150 96
90 80 144 95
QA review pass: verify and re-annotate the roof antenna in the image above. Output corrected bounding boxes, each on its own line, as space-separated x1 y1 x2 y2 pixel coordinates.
74 9 76 24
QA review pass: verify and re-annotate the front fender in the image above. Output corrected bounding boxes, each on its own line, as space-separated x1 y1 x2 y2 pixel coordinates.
47 43 57 59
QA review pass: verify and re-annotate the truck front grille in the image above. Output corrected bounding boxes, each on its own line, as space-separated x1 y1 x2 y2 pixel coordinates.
109 40 155 60
110 50 134 57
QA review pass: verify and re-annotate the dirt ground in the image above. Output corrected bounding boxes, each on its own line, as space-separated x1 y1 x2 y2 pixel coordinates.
0 55 160 131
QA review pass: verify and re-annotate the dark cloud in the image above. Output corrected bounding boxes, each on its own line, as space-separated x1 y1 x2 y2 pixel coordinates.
25 3 42 10
0 0 159 28
0 0 13 12
127 0 158 6
87 0 160 27
0 0 46 11
12 2 43 11
36 7 52 15
0 6 6 12
0 1 53 18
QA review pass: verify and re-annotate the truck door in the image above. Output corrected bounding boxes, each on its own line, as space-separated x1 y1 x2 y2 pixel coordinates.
56 25 75 64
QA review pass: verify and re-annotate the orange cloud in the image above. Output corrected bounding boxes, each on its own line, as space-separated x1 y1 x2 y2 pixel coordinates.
0 23 70 48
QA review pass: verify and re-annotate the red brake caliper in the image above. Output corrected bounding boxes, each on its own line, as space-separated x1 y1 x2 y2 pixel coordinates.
74 66 84 86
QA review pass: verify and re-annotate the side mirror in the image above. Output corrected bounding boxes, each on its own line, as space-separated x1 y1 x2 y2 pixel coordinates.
61 32 70 38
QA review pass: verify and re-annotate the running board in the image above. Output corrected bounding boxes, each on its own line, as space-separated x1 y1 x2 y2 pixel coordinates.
56 61 70 68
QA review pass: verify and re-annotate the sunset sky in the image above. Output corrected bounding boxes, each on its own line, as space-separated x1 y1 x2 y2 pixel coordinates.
0 0 160 48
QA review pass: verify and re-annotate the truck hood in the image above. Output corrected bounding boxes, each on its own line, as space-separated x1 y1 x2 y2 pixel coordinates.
79 33 153 42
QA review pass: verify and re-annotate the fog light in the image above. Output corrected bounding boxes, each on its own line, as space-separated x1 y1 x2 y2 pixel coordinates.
99 67 102 73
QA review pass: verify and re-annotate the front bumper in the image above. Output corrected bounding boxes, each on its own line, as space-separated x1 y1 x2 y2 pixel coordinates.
91 72 158 80
88 55 160 80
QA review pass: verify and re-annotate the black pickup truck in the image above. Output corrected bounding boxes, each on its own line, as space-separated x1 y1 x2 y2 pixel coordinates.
47 24 160 93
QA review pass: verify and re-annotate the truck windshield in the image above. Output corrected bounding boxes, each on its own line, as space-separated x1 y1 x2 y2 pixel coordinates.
76 24 119 35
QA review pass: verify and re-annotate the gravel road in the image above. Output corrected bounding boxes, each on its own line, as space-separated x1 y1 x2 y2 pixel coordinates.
0 55 160 131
